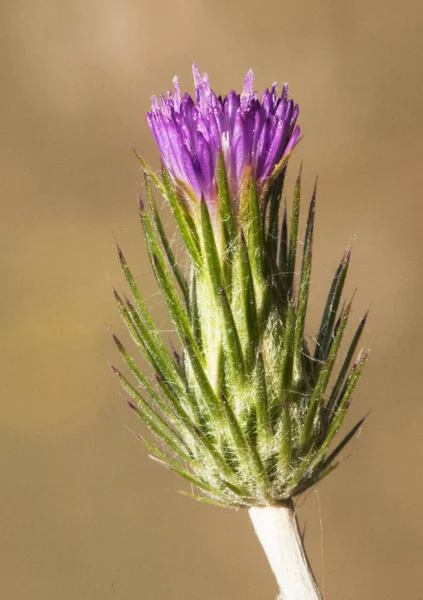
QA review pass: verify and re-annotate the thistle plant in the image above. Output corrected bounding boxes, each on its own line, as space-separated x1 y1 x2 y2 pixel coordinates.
111 65 367 599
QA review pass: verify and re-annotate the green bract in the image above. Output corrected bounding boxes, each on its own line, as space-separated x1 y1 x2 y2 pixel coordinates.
112 153 367 508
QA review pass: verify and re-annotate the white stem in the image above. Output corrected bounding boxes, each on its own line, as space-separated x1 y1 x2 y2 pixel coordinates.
249 502 322 600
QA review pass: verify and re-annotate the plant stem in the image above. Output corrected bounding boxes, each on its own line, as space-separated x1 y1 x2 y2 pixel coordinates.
249 501 322 600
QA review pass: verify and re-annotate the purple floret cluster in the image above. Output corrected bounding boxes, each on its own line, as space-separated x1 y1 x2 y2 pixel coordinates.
147 65 300 207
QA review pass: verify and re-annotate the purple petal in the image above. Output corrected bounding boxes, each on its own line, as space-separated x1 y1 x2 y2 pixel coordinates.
172 76 181 112
241 70 254 109
147 65 300 208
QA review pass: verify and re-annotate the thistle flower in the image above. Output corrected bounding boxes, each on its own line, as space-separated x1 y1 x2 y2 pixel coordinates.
147 64 300 209
112 66 367 511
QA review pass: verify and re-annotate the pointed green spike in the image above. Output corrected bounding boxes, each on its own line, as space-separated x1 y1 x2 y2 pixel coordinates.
328 352 368 424
134 149 202 266
138 433 221 495
280 302 297 393
328 302 346 350
112 366 194 463
291 460 341 497
277 401 293 474
128 371 240 487
112 333 188 426
300 301 352 450
266 166 286 265
153 371 201 426
143 176 189 305
149 251 204 366
116 244 180 367
139 198 205 368
182 333 222 419
179 491 243 509
239 172 265 285
191 423 247 488
301 353 368 481
238 229 260 369
220 393 271 499
189 270 203 352
217 150 236 255
200 198 245 378
153 371 238 481
314 248 351 366
247 177 264 280
123 295 184 387
286 167 302 298
278 201 288 288
161 169 203 267
318 416 366 473
261 150 294 201
292 412 366 498
133 148 165 192
301 180 317 264
312 459 341 485
292 183 316 383
116 243 157 329
255 351 271 445
293 251 312 384
327 311 369 412
113 289 183 396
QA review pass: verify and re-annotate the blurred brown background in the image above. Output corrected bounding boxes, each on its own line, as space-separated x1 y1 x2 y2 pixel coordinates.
1 0 422 598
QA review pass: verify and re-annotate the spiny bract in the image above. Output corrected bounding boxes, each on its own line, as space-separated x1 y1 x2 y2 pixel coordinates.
112 66 367 508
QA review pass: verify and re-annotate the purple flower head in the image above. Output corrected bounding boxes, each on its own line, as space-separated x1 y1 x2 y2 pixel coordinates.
147 65 300 208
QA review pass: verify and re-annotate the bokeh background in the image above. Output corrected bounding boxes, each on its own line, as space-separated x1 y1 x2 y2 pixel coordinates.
2 0 423 598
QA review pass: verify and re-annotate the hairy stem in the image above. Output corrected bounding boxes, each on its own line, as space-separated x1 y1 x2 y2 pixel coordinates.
249 501 322 600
